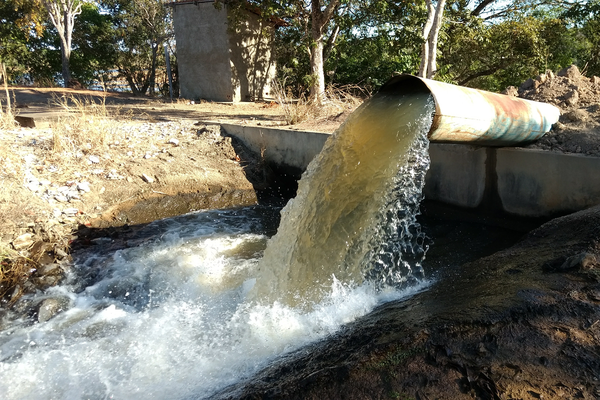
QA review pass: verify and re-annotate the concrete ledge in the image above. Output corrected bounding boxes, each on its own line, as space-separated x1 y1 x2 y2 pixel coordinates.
222 123 330 171
497 148 600 217
222 124 600 218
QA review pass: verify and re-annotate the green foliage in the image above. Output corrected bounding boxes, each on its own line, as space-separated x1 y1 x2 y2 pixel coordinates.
439 10 584 92
0 0 49 81
70 3 118 86
97 0 174 95
563 0 600 77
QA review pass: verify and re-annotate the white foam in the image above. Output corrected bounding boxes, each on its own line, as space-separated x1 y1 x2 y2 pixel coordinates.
0 226 427 399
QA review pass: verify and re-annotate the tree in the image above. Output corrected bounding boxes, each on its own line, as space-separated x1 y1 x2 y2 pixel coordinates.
309 0 341 103
418 0 446 78
40 0 83 87
101 0 172 95
70 3 119 86
439 2 582 92
0 0 48 81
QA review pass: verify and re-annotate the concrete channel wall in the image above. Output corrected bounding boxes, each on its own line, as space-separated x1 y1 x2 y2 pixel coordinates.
222 124 600 218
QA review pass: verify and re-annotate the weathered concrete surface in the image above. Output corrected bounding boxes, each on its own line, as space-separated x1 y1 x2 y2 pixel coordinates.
424 144 487 209
173 3 232 101
497 148 600 217
222 124 600 218
221 123 330 172
172 3 276 102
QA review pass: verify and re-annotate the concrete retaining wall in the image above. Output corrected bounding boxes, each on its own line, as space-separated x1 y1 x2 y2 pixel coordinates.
222 124 600 218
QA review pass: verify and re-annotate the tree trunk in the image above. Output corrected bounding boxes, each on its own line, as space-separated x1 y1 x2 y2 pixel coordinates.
418 0 446 79
309 0 340 105
426 0 446 78
418 0 435 78
60 35 71 86
310 37 326 104
148 44 159 96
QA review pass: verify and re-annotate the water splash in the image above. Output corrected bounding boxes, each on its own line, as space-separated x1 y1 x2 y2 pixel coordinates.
0 81 437 399
252 82 435 305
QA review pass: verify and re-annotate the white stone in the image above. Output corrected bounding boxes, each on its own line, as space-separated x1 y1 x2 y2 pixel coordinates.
77 181 91 193
89 155 100 164
12 233 34 251
63 208 79 216
141 173 155 183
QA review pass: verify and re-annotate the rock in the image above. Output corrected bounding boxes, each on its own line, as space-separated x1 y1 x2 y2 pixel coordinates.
54 248 68 260
168 138 180 146
565 90 580 107
559 252 598 271
29 241 54 264
54 194 69 203
14 116 36 128
26 182 41 192
519 78 535 91
502 86 519 97
36 297 70 322
77 181 91 193
558 65 581 79
89 155 100 164
63 208 79 216
536 73 547 84
562 109 587 123
141 173 155 183
12 233 35 251
37 263 61 276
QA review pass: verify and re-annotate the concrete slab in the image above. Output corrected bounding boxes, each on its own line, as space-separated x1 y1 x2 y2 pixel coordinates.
221 123 330 171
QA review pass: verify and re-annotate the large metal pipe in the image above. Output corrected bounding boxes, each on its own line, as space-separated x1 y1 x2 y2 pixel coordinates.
380 75 560 145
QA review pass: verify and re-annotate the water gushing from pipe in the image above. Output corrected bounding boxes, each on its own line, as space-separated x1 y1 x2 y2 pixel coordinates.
252 81 435 306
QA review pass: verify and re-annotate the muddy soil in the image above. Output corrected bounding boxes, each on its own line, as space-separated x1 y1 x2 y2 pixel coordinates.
213 205 600 400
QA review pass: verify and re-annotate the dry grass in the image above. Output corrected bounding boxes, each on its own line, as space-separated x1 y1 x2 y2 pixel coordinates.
272 80 366 125
49 93 120 155
0 247 37 305
0 102 17 131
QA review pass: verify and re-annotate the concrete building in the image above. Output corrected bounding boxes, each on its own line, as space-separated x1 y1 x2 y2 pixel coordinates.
170 0 278 102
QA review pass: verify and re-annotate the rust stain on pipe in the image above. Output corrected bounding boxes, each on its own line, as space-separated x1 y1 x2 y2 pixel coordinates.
380 75 560 146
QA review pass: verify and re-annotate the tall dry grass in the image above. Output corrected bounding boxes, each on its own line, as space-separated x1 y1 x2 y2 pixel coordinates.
272 80 367 125
50 93 120 155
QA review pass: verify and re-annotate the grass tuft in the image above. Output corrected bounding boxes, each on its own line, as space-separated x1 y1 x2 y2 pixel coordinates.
50 93 118 155
0 247 37 305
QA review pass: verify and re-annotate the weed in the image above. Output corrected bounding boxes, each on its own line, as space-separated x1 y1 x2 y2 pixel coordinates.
49 93 118 154
0 246 37 305
0 63 17 130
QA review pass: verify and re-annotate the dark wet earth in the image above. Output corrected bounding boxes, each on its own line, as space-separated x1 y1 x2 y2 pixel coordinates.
211 204 600 400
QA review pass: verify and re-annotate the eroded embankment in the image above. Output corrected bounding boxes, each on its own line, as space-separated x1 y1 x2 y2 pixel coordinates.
1 121 271 306
213 205 600 400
